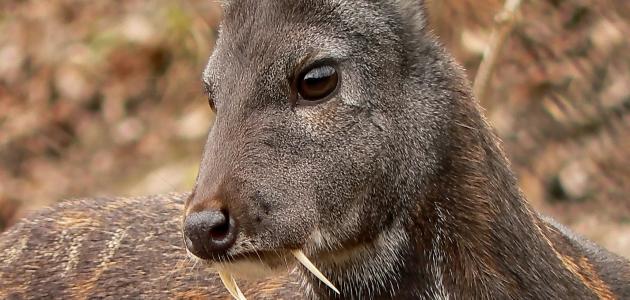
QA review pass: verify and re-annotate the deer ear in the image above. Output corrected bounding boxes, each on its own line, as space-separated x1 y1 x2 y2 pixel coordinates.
394 0 428 32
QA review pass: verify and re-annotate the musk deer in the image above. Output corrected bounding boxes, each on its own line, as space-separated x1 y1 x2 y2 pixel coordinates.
2 0 629 299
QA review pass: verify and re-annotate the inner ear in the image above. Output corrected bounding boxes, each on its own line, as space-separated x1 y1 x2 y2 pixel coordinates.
394 0 427 32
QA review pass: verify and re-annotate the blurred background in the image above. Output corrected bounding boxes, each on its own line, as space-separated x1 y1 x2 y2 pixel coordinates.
0 0 628 257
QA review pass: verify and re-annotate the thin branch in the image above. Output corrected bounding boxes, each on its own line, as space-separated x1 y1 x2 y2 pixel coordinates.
473 0 523 110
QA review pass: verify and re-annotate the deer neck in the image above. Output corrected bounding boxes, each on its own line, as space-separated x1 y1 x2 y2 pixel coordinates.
301 101 578 299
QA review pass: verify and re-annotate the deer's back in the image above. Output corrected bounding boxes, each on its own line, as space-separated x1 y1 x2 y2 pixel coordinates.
0 193 299 299
539 215 630 299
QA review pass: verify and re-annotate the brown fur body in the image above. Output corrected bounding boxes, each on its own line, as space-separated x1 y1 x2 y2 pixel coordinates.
0 194 299 299
1 192 629 299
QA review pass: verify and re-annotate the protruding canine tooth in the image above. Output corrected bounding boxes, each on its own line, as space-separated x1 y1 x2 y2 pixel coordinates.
291 250 340 295
218 270 247 300
233 276 246 300
218 270 238 299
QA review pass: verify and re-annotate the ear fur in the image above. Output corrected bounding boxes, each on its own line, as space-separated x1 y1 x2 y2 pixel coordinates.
393 0 428 32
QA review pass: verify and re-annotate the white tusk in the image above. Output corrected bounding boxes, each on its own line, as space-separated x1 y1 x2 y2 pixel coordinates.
218 270 238 299
233 276 246 300
291 250 340 295
218 269 247 300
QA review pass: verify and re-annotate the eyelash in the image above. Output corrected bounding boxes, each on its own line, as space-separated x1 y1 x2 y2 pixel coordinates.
203 82 216 110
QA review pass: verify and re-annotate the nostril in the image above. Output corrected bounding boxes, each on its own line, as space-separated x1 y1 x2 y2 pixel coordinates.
183 209 238 260
208 209 231 241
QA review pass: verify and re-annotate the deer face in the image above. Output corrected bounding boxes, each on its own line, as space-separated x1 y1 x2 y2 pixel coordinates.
182 0 443 280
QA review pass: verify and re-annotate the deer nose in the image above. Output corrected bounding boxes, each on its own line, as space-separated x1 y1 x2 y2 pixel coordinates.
183 209 238 259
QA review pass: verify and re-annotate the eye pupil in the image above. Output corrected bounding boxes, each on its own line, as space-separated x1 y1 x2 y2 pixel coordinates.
298 65 339 102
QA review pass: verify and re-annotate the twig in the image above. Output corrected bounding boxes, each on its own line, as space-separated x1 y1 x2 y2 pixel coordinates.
473 0 523 110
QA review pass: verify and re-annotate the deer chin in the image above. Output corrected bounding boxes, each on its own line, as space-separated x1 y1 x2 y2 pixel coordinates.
208 251 296 280
216 258 288 280
213 249 341 298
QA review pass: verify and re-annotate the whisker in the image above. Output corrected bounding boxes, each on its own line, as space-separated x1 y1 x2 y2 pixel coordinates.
250 241 264 266
273 248 291 272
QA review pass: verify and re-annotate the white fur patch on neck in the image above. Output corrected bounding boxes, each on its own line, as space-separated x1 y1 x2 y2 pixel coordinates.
302 221 411 299
423 205 451 300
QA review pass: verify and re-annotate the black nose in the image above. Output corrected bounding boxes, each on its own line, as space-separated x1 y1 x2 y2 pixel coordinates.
183 209 237 260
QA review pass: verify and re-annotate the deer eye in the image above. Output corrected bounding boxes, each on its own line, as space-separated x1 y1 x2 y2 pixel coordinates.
297 65 339 104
